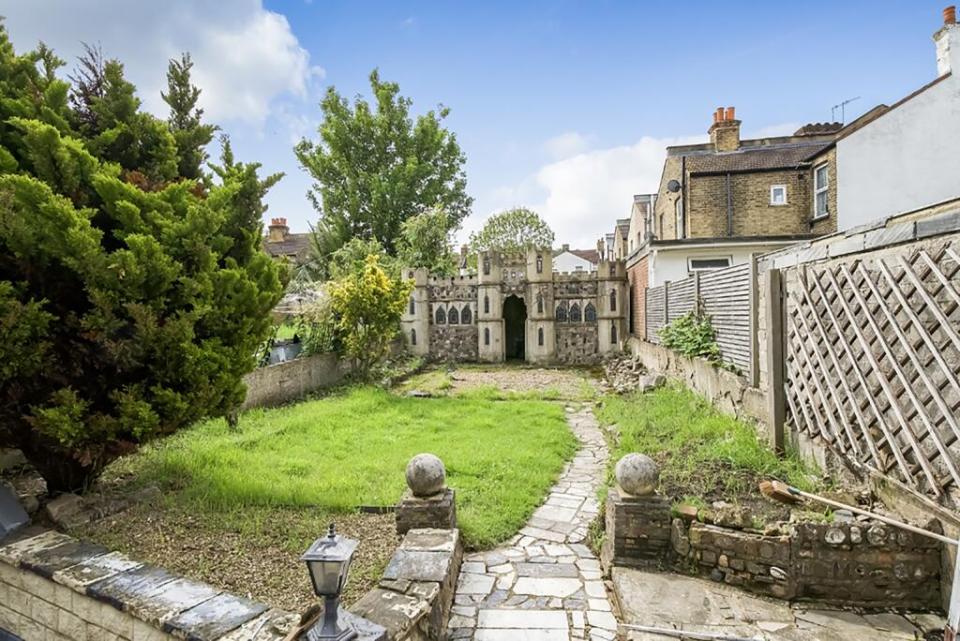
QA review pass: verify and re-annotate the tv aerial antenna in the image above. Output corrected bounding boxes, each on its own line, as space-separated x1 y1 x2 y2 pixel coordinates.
831 96 861 124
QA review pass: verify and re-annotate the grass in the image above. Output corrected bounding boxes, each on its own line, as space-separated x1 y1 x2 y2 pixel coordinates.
274 320 299 341
597 384 821 503
103 386 577 549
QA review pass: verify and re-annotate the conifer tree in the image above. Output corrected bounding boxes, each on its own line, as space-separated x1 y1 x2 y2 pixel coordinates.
163 53 217 180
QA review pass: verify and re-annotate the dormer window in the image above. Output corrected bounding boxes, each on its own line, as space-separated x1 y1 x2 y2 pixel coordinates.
770 185 787 206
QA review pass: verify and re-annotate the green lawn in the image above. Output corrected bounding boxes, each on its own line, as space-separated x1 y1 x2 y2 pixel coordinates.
597 384 821 502
108 387 577 548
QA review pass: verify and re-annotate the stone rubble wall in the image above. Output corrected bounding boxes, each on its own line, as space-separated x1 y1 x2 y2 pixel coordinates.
602 493 943 609
428 326 479 362
0 529 299 641
555 325 599 365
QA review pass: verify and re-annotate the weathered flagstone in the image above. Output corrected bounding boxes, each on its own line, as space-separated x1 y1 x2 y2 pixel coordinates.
446 405 616 640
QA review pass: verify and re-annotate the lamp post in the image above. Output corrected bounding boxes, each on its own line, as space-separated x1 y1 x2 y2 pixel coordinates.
301 524 358 641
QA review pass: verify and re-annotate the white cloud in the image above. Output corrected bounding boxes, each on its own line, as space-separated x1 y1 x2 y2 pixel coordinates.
465 134 703 250
544 131 591 159
0 0 322 125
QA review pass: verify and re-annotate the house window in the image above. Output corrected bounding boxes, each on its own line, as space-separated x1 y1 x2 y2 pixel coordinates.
570 303 582 323
556 302 568 322
411 329 417 345
688 257 732 272
674 198 685 239
610 289 617 312
770 184 787 206
448 307 459 325
584 303 597 322
483 295 490 314
435 307 446 324
537 327 544 346
484 327 490 345
814 163 829 219
461 305 472 325
409 297 415 315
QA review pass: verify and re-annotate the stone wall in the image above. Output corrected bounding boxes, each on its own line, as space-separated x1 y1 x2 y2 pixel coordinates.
555 325 599 365
241 351 355 409
0 529 297 641
428 326 478 362
602 496 943 609
351 529 462 641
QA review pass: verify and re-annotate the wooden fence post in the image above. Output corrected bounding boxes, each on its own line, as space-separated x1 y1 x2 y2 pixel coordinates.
748 254 760 387
693 272 701 315
764 268 786 454
663 281 670 325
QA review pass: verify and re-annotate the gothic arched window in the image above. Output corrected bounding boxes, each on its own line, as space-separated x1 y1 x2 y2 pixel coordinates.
484 327 490 345
461 305 472 325
556 301 568 322
483 295 490 314
435 307 446 324
570 303 582 323
584 303 597 322
411 329 417 345
611 321 618 344
482 257 491 275
536 292 544 314
610 289 617 312
536 255 543 274
409 297 415 315
538 327 544 346
448 306 459 325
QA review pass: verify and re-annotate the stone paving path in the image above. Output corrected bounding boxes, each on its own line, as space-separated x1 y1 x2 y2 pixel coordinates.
448 404 616 641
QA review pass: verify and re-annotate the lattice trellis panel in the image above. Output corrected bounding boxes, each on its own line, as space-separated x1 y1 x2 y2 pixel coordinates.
784 241 960 497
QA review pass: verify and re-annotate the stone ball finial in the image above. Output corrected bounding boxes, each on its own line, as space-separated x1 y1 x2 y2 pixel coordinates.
615 453 659 496
406 453 446 497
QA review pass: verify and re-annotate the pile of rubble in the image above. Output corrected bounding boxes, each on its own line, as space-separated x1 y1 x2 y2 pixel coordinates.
603 354 666 394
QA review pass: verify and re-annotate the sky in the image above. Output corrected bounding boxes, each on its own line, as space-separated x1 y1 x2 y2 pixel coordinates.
0 1 950 249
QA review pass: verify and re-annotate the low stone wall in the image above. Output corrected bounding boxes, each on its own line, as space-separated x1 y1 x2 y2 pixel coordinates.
626 337 767 430
556 325 599 365
429 326 478 362
241 351 355 409
602 492 943 609
0 528 298 641
351 529 462 641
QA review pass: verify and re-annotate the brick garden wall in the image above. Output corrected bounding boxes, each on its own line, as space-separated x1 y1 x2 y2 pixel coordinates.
626 255 648 339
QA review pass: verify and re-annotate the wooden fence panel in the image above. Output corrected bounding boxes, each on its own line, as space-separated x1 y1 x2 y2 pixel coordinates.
700 263 752 373
645 285 665 343
782 240 960 497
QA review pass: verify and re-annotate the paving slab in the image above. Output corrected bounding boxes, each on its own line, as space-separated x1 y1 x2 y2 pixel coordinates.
447 406 614 640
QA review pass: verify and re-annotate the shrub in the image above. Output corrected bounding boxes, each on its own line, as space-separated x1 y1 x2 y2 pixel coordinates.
658 310 723 364
328 255 412 375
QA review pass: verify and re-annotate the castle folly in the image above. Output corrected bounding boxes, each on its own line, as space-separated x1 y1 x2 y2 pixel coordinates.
401 249 628 364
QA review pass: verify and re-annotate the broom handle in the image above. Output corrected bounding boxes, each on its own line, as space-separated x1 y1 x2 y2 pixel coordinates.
788 485 957 546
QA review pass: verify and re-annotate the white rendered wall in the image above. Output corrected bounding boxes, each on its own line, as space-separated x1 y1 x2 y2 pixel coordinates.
553 251 596 272
837 73 960 229
650 244 790 286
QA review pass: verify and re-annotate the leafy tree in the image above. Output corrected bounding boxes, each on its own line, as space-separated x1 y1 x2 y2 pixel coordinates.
328 255 412 376
469 207 555 253
163 53 217 180
327 237 399 281
296 69 472 272
0 36 284 491
397 206 457 275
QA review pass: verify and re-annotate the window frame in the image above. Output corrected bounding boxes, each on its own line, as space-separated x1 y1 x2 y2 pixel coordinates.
769 184 788 206
813 163 830 219
687 256 733 273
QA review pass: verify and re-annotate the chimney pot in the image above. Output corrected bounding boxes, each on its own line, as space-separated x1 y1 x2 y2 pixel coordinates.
716 107 725 121
725 106 736 121
946 5 957 24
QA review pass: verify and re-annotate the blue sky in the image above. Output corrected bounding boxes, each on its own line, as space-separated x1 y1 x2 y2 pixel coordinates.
0 1 950 247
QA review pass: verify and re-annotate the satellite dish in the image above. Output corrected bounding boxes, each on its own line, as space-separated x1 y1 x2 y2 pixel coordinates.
667 180 681 193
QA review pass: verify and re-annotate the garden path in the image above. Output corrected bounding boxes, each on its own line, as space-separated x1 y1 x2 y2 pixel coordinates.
446 403 616 641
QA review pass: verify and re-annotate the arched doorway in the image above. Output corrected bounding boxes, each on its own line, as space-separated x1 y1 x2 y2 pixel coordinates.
503 295 527 360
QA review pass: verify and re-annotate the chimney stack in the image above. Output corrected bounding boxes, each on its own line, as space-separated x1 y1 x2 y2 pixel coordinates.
935 5 959 76
709 105 741 152
267 217 289 243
